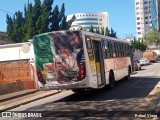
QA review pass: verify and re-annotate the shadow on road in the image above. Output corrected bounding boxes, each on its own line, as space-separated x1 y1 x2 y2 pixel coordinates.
54 76 159 102
23 76 160 113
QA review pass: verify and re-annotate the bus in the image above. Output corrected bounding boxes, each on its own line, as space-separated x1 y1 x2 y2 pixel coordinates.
33 30 132 92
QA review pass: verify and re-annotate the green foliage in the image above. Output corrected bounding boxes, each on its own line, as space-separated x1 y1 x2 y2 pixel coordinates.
95 28 100 34
132 37 147 51
100 27 104 35
6 0 72 43
144 28 160 47
66 15 76 29
105 27 110 36
110 28 117 38
89 26 117 38
89 25 94 33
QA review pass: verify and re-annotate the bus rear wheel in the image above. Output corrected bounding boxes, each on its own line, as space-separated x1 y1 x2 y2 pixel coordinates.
125 66 131 80
109 72 115 88
71 89 85 93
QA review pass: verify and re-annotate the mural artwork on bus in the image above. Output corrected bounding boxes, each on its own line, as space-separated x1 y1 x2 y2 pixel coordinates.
33 31 85 86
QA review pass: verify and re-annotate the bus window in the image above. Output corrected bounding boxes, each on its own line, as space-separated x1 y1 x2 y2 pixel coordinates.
112 42 116 58
105 40 110 58
102 40 107 59
117 43 120 57
114 42 118 58
86 37 92 49
119 43 122 57
108 41 113 58
85 36 94 60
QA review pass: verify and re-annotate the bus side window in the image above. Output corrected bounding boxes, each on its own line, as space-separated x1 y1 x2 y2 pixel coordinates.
106 40 111 58
102 40 106 59
126 44 130 57
117 43 121 57
108 41 113 58
120 43 123 57
114 42 118 58
123 44 127 57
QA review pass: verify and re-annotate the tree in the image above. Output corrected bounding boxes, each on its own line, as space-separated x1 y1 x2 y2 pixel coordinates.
23 2 34 41
110 28 117 38
132 37 147 51
100 27 104 35
6 14 13 42
36 0 53 34
89 25 94 33
32 0 41 35
59 15 68 30
105 27 110 36
49 5 60 31
6 11 25 43
95 28 100 34
144 28 160 47
66 14 76 30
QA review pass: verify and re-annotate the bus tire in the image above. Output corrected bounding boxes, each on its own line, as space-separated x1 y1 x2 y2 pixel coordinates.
125 66 131 80
109 71 115 88
71 89 85 93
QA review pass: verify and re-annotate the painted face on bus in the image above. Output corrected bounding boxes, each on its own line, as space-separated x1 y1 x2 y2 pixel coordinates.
69 33 82 49
59 46 71 59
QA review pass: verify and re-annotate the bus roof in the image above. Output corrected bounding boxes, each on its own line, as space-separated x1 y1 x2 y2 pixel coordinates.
33 30 131 45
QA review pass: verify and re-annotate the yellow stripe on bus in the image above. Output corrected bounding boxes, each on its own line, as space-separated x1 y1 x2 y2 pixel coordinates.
96 62 100 73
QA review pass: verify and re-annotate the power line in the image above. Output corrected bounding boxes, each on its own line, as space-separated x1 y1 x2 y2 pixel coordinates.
0 8 14 14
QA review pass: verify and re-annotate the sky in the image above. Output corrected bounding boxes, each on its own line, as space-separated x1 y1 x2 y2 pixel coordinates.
0 0 136 38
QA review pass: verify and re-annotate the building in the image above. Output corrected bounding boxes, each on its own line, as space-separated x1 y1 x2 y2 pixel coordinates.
151 0 159 30
0 31 11 45
135 0 159 40
67 12 109 31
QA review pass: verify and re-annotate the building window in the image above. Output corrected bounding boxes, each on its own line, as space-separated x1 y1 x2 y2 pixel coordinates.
145 11 148 14
136 12 140 15
144 1 147 4
137 22 140 25
144 7 148 10
138 32 141 34
145 16 148 19
136 7 139 10
137 27 141 30
137 17 140 20
136 2 139 5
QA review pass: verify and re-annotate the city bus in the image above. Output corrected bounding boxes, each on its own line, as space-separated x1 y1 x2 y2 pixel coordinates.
33 30 132 92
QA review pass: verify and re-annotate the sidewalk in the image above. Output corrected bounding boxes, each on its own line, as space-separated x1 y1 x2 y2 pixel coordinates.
0 89 61 111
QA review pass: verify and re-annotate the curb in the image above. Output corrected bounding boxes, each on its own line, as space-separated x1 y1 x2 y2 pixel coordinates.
147 81 160 111
0 90 60 111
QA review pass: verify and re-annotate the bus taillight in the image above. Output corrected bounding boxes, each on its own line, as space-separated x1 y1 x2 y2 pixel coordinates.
78 63 86 80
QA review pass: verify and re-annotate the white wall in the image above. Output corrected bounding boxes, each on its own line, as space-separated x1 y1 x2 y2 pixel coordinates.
0 42 34 62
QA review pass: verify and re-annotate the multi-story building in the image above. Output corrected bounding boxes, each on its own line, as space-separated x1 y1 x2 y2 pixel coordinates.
66 12 109 32
135 0 159 40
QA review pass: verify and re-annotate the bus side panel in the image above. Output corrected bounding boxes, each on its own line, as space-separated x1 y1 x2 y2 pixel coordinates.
104 57 131 83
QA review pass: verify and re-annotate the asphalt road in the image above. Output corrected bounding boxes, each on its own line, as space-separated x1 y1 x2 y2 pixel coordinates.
6 61 160 120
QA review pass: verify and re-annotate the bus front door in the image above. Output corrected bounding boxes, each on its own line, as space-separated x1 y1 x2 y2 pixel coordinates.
92 41 106 86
